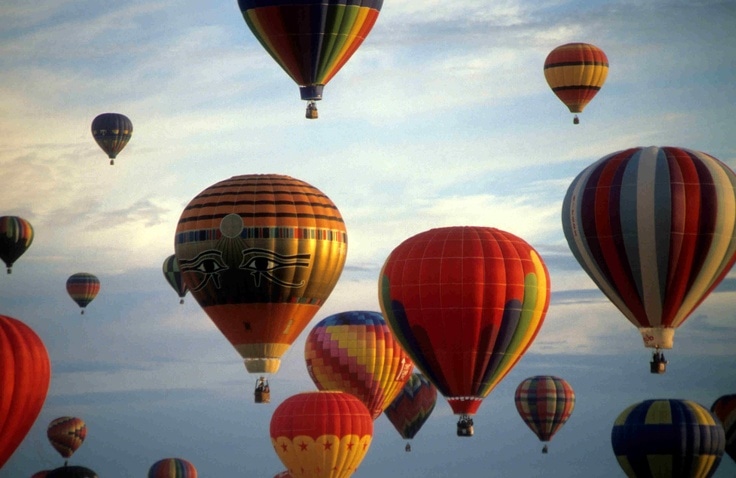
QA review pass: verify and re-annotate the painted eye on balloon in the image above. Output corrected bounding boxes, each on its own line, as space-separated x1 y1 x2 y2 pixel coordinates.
178 250 228 291
239 248 311 288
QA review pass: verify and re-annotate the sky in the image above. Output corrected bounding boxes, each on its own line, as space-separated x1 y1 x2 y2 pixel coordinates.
1 0 735 476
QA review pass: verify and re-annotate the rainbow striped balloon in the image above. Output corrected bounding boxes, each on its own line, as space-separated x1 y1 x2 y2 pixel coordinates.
238 0 383 111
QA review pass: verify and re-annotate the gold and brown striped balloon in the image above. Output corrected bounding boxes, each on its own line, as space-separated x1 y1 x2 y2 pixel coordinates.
174 174 348 374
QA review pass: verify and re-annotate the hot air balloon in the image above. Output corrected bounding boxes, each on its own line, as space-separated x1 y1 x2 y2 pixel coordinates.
274 472 293 478
174 174 347 400
611 399 726 477
711 394 736 463
379 226 551 437
514 375 575 453
0 315 51 469
46 466 98 478
0 216 34 274
91 113 133 165
47 417 86 465
544 42 608 124
31 471 51 478
305 310 413 419
238 0 384 119
163 254 188 304
148 457 198 478
562 146 736 373
384 373 437 452
271 391 373 478
66 273 101 315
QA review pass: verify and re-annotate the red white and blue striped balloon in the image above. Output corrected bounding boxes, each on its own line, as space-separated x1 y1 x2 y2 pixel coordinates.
562 146 736 350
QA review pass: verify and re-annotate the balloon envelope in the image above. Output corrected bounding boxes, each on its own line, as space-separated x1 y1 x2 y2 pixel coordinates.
148 457 198 478
514 376 575 448
0 315 51 468
66 273 101 313
238 0 383 108
47 416 87 460
0 215 34 273
305 310 413 419
384 373 437 441
611 399 725 477
544 42 608 120
711 394 736 463
379 226 550 417
91 112 133 163
562 146 736 351
46 466 98 478
162 254 188 303
175 174 348 374
270 391 373 478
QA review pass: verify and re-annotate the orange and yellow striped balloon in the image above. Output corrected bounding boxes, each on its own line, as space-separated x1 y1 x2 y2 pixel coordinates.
305 311 413 419
544 42 608 123
175 174 348 374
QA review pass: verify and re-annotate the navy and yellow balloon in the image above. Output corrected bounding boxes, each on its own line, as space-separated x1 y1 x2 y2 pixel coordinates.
514 376 575 453
91 113 132 165
66 273 100 314
162 254 188 304
0 216 33 274
238 0 384 119
611 399 726 477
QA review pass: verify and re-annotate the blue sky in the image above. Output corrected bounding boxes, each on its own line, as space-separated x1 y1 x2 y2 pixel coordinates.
1 0 735 476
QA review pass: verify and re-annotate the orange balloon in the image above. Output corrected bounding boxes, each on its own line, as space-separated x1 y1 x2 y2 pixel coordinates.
47 416 87 460
0 315 51 468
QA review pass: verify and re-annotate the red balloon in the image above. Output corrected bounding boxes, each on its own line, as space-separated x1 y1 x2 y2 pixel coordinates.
0 315 51 468
379 226 551 433
32 472 51 478
270 391 373 477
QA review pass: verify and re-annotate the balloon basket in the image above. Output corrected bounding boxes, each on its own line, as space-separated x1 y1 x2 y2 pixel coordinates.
456 416 474 437
650 351 667 374
254 377 271 403
305 101 318 119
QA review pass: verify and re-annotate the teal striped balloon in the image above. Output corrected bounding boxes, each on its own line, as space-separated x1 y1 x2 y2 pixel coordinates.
611 399 726 477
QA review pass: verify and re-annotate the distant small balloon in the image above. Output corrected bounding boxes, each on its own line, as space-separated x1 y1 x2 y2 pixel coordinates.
544 42 608 124
66 273 100 314
91 112 133 165
148 457 198 478
47 416 87 462
162 254 188 304
0 216 34 274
